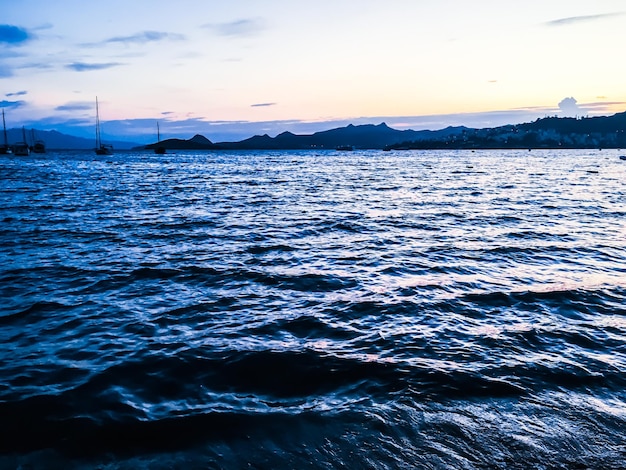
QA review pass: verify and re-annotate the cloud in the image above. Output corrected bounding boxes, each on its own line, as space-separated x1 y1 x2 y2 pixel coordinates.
0 100 26 109
0 49 26 60
6 91 27 97
203 18 266 37
104 30 186 45
66 62 124 71
545 12 624 26
55 101 93 112
577 100 626 112
558 97 584 117
0 24 32 45
0 65 12 78
21 62 54 71
33 23 54 31
251 102 277 107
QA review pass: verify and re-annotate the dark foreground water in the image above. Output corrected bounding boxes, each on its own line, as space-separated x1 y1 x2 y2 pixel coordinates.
1 149 625 469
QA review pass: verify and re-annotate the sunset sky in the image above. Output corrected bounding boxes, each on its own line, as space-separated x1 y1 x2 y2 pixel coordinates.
1 0 625 143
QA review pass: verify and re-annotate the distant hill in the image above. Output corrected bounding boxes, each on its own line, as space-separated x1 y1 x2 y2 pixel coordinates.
145 112 626 151
5 110 626 152
216 123 467 150
384 111 626 150
142 122 469 151
3 128 141 150
144 134 219 150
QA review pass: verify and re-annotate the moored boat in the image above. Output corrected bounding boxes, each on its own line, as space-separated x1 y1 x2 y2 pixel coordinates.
12 127 30 156
0 109 10 154
31 129 46 153
155 121 166 154
95 97 113 155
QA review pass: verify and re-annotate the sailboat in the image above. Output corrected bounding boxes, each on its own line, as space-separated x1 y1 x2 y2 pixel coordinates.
154 121 166 154
95 97 113 155
0 109 10 154
31 128 46 153
12 127 30 156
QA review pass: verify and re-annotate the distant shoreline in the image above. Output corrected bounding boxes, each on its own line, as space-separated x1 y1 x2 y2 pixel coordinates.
4 110 626 152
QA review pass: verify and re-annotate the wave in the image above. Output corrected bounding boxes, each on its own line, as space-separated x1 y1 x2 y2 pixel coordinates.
2 150 626 467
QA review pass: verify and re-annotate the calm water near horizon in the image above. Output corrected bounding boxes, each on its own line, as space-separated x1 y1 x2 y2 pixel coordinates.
1 149 625 468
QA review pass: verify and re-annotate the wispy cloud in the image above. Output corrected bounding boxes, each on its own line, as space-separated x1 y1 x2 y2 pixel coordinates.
21 62 55 71
33 23 54 31
545 12 624 26
0 65 12 78
55 101 93 112
203 18 267 37
104 30 186 45
0 24 32 45
79 31 186 48
6 91 27 97
577 100 626 112
251 102 277 108
0 100 26 109
0 49 27 63
66 62 124 72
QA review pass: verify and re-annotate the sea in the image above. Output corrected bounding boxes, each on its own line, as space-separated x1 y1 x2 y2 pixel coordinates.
1 149 625 469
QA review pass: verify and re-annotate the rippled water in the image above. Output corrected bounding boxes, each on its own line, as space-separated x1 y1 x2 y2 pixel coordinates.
1 149 625 469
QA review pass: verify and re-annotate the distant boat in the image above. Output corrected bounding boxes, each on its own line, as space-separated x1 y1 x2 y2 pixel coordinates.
336 145 354 151
154 121 166 154
12 127 30 156
30 129 46 153
95 97 113 155
0 109 11 155
619 155 626 161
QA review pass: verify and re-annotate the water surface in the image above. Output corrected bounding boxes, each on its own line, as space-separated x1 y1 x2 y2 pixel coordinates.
1 149 625 468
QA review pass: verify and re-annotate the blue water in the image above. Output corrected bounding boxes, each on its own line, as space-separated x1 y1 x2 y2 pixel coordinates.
1 149 625 469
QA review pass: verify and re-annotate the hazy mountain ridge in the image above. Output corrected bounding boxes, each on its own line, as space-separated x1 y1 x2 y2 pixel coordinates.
4 111 626 151
2 128 141 150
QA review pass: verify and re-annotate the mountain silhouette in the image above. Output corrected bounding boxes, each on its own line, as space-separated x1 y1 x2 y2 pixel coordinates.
385 111 626 150
144 134 219 150
143 122 468 151
155 112 626 151
5 110 626 151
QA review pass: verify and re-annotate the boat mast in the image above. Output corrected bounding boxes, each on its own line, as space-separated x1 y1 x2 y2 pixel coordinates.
2 109 7 148
95 96 101 148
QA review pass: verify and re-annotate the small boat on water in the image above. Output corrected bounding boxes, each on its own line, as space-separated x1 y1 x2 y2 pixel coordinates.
1 109 11 154
12 127 30 156
154 121 166 154
336 145 354 151
30 129 46 153
95 97 113 155
619 155 626 161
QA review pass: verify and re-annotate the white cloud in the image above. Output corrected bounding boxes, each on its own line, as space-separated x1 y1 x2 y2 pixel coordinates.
203 18 267 37
558 97 584 117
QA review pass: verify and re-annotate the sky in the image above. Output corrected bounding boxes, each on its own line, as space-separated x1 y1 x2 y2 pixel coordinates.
1 0 626 144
